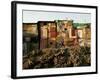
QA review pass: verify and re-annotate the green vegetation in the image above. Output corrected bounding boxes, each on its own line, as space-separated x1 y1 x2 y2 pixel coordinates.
23 46 91 69
73 23 91 28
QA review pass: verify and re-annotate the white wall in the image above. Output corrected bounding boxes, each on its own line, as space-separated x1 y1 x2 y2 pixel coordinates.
0 0 99 80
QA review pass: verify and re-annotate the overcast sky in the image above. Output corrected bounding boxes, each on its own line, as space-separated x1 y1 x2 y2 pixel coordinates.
23 10 91 23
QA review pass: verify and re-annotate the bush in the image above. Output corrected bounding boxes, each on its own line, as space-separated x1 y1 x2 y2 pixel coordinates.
23 46 91 69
